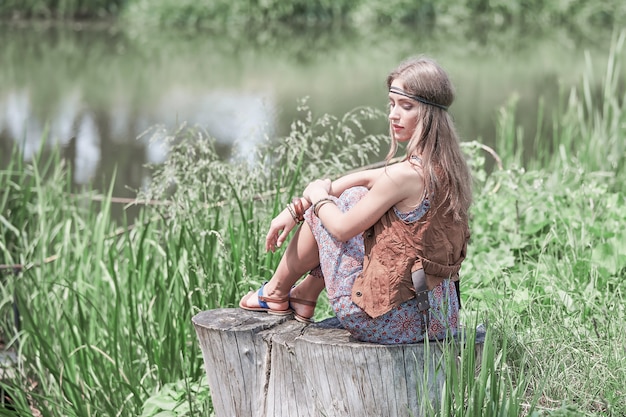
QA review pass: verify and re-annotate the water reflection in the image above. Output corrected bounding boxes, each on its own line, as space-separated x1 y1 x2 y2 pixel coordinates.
1 86 275 185
150 88 276 162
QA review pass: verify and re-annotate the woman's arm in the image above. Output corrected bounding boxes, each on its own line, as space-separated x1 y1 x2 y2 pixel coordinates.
263 169 381 252
265 162 408 251
304 161 424 242
328 166 387 197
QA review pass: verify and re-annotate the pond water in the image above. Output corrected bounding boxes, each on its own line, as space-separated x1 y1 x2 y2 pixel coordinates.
0 22 616 215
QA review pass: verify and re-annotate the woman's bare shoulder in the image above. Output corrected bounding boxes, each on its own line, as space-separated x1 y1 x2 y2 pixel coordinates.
384 159 424 184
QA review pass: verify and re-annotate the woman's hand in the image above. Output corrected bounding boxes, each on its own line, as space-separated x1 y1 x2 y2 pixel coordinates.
265 208 297 252
303 178 332 203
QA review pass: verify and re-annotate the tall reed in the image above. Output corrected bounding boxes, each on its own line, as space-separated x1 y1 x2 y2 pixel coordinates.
414 327 535 417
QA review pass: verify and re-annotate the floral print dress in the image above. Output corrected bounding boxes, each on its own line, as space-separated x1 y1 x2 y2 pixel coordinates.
305 186 459 344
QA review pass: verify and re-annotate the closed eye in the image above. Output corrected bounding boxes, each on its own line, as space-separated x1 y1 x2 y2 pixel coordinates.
389 97 414 110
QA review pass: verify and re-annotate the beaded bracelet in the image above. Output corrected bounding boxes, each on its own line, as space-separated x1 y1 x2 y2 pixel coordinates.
313 197 335 217
291 197 305 222
286 203 302 224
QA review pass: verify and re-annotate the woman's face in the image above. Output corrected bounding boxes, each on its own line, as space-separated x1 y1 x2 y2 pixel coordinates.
388 79 420 143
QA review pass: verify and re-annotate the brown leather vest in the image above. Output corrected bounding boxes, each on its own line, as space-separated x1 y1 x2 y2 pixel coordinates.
351 199 470 318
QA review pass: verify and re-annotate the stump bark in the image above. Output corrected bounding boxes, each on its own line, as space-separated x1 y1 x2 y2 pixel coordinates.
192 309 484 417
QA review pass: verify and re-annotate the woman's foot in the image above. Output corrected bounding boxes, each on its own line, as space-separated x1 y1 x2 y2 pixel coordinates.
289 295 317 323
289 287 317 323
239 282 291 316
288 273 325 323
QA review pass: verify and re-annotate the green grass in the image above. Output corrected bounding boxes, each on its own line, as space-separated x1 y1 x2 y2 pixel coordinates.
0 32 624 417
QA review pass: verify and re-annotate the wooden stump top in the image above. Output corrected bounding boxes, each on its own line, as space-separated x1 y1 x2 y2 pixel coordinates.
192 309 485 417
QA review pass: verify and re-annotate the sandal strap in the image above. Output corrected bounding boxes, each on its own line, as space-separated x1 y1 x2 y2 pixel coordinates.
289 296 316 307
258 294 289 304
256 282 289 309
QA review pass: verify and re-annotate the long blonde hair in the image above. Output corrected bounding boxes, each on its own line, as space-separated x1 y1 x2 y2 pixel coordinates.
386 56 472 222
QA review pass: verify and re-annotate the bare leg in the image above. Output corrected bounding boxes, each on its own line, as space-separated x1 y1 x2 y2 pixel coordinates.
240 221 323 312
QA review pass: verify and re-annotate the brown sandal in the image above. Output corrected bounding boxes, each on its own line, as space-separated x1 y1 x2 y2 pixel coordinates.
239 282 292 316
289 295 317 323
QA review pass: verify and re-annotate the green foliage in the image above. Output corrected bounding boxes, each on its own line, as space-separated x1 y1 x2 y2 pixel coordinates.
122 0 356 29
119 0 625 31
140 377 211 417
460 31 626 416
434 0 622 29
417 327 535 417
3 0 623 33
122 0 624 31
0 0 125 18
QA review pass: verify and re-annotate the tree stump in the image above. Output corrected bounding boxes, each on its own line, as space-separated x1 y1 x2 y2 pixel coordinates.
192 309 485 417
